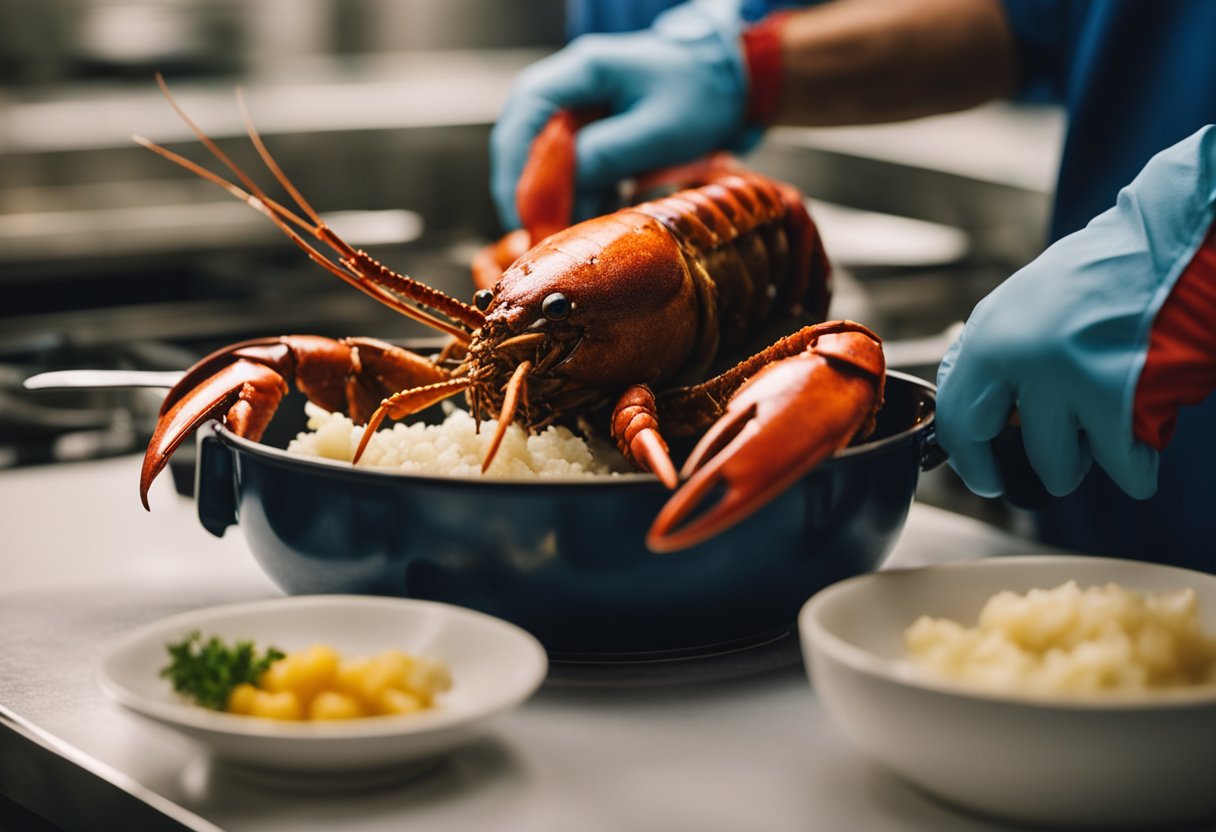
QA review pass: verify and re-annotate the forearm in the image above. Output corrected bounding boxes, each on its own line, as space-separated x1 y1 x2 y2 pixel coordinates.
770 0 1018 126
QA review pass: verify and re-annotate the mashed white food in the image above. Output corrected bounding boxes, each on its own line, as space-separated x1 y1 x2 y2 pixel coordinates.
904 581 1216 696
286 403 619 478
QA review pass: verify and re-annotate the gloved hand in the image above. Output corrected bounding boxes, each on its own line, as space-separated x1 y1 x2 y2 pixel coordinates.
936 125 1216 501
490 0 764 230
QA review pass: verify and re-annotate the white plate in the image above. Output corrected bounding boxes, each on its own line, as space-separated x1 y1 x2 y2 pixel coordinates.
97 595 547 782
801 556 1216 829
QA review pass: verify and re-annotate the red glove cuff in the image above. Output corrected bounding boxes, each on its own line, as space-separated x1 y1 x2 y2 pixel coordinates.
1133 222 1216 449
741 11 795 125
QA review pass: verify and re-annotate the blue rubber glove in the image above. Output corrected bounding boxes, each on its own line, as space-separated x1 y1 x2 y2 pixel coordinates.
936 126 1216 500
490 0 757 230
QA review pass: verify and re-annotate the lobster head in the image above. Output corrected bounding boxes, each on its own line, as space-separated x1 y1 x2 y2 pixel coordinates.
466 211 703 424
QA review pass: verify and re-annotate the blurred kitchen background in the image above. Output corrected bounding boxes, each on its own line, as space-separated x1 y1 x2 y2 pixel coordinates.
0 0 1064 531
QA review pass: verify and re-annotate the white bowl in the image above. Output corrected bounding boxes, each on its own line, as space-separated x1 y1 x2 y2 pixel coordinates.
98 595 547 782
800 555 1216 829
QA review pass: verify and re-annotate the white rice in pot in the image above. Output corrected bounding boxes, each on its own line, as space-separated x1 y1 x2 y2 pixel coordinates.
286 402 622 478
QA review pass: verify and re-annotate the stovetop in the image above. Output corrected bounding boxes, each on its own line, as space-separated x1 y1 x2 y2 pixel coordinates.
0 337 198 470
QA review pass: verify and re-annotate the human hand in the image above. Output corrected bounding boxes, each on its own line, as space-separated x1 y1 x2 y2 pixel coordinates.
936 126 1216 501
490 1 758 230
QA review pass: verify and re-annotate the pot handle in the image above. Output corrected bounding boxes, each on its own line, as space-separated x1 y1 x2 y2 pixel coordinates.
990 423 1050 510
196 421 238 537
917 425 949 472
918 423 1049 511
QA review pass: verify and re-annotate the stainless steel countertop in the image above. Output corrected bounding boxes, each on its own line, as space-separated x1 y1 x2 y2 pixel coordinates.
0 454 1062 831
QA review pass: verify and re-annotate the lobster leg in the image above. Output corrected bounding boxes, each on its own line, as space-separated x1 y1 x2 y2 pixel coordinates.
611 385 679 488
646 321 885 553
140 336 451 508
353 376 474 464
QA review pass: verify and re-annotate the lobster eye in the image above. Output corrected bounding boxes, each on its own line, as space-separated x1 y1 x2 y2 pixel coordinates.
542 292 572 320
473 289 494 311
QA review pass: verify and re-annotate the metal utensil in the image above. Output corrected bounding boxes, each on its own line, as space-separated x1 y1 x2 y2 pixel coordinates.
22 370 183 391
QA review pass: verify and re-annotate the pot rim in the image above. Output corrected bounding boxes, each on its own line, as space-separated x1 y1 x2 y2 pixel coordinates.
211 370 936 490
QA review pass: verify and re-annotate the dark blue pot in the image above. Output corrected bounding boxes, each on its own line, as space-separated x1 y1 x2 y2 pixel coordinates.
195 371 940 658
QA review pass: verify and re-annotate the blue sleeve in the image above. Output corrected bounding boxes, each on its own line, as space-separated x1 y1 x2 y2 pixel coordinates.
999 0 1072 103
739 0 820 22
566 0 684 37
567 0 818 38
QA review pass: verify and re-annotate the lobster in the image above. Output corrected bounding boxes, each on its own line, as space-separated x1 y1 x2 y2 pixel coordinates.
136 77 886 553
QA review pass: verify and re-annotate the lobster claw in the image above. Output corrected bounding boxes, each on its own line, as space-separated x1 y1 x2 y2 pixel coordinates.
646 329 885 553
139 335 455 509
140 358 289 510
139 337 327 510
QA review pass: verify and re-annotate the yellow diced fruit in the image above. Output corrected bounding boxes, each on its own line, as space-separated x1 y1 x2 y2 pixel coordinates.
259 644 340 705
226 682 259 715
249 689 304 721
377 687 425 716
404 658 453 704
308 691 365 720
337 650 414 707
333 656 371 699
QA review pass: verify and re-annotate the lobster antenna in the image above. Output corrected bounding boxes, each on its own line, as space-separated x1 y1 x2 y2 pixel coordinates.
133 135 474 342
147 74 485 337
235 87 326 233
232 86 486 334
153 74 295 223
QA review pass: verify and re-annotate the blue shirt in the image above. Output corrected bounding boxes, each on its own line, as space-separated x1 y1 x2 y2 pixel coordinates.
1004 0 1216 240
1002 0 1216 568
565 0 681 37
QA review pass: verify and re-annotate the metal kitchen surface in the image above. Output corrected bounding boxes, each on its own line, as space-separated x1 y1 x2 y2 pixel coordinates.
0 453 1084 832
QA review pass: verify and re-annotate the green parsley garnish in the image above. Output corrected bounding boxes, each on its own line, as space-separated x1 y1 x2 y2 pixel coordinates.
160 631 285 711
